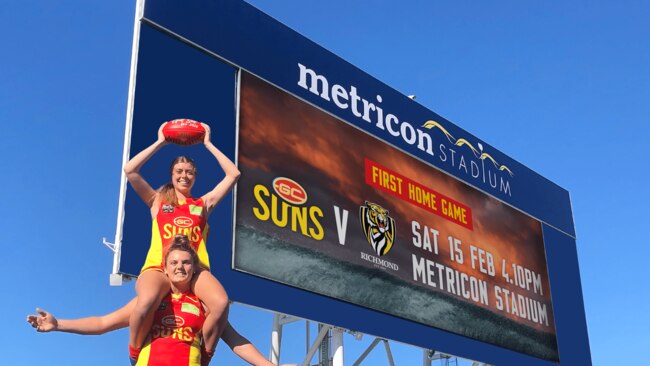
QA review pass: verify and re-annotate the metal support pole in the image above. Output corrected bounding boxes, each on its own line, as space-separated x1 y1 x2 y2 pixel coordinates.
382 340 395 366
352 338 395 366
301 324 331 366
352 338 381 366
306 320 310 355
270 313 282 365
109 0 145 287
319 324 330 366
331 328 344 366
261 311 484 366
422 349 433 366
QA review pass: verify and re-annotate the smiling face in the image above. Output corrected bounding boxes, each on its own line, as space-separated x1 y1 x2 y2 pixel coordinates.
171 161 196 195
164 249 195 287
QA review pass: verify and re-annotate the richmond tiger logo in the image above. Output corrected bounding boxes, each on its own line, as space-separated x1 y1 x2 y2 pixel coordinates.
359 201 396 256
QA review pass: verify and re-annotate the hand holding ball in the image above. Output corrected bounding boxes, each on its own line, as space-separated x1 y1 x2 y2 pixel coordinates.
162 119 206 146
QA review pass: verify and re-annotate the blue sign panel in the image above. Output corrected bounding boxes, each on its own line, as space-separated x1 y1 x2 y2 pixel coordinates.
120 24 238 279
118 1 591 365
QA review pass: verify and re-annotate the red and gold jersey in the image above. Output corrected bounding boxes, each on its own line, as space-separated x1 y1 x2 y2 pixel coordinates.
136 292 206 366
141 197 210 272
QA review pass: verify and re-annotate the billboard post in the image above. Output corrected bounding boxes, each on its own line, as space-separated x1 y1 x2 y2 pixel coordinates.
109 0 145 287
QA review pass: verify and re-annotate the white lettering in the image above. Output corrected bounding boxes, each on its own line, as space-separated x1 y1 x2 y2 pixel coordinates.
296 63 512 197
333 206 349 245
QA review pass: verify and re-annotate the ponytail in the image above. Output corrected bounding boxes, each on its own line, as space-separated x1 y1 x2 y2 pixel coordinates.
158 182 177 206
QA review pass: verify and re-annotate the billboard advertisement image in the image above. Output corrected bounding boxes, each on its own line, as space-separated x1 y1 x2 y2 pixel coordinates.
234 72 557 361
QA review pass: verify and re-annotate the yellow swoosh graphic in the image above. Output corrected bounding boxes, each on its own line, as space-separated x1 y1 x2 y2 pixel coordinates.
422 120 514 176
479 153 500 168
455 138 480 158
422 120 456 144
499 165 514 177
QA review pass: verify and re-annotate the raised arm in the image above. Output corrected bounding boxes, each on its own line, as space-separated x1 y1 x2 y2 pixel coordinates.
123 123 168 211
200 123 241 214
27 299 136 335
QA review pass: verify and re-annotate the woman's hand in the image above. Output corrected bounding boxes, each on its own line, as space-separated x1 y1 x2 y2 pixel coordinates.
157 122 168 145
27 308 58 332
201 123 212 145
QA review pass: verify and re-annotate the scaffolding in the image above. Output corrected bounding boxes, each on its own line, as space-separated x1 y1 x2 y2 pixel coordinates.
268 313 490 366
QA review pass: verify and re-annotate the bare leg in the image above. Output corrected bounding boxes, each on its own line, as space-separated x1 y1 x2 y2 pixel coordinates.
192 270 229 354
129 270 170 349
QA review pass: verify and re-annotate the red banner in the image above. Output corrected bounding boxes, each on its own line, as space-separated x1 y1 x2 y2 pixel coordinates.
364 158 473 230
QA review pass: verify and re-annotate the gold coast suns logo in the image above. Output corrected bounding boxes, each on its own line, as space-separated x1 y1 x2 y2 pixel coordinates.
162 215 200 241
161 315 185 327
359 201 396 256
252 177 324 240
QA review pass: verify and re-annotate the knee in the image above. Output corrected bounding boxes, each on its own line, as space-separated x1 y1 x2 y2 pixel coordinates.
133 294 160 318
204 292 229 313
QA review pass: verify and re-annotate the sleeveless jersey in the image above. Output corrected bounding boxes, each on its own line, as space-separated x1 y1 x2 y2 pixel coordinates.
141 198 210 272
136 292 206 366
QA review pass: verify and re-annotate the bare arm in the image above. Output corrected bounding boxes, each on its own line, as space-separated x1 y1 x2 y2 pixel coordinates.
221 322 272 366
27 299 136 335
221 322 296 366
28 304 295 366
200 123 241 214
123 123 168 211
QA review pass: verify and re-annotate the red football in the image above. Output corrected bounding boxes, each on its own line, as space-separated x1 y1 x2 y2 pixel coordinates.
162 119 206 146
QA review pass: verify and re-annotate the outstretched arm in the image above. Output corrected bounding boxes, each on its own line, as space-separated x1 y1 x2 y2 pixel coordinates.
27 299 136 335
28 303 295 366
123 123 168 210
200 123 241 214
221 323 297 366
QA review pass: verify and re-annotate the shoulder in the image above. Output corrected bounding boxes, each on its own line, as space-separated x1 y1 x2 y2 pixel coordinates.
183 292 201 303
184 197 206 216
187 197 204 206
151 193 165 213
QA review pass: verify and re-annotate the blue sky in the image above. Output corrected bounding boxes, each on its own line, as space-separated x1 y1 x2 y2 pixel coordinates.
5 1 649 365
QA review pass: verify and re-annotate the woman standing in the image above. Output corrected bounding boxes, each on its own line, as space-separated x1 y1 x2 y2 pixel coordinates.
124 122 239 363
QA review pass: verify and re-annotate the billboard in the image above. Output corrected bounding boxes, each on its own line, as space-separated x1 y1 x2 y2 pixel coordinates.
234 72 558 360
117 1 591 365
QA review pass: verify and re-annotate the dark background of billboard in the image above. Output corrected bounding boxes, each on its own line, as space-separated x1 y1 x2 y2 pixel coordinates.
235 71 556 323
233 72 558 360
120 24 237 277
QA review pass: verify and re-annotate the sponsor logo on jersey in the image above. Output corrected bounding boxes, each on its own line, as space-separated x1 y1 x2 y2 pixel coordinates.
181 302 200 316
189 204 203 216
162 204 174 213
